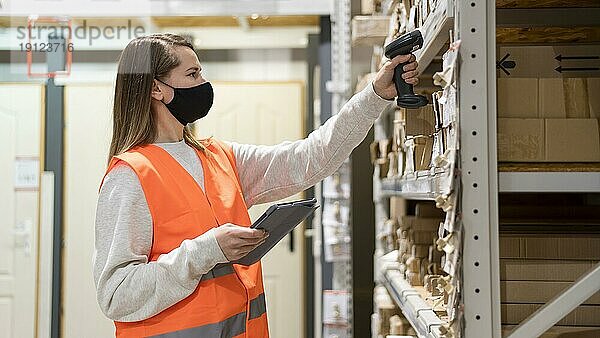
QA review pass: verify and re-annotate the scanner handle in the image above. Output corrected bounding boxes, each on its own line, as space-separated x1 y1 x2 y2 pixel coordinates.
393 61 415 98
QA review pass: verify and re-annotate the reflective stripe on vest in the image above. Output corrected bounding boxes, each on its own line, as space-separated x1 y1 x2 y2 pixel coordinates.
149 294 267 338
200 264 236 283
102 140 269 338
249 293 267 320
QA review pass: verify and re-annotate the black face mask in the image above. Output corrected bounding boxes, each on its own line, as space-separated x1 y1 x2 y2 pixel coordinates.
155 78 214 125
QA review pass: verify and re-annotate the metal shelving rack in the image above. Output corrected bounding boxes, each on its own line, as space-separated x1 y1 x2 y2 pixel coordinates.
458 0 502 337
320 1 355 338
383 270 445 337
498 164 600 193
413 0 454 75
380 169 453 200
368 1 600 337
375 251 446 338
499 171 600 193
494 2 600 338
370 0 503 337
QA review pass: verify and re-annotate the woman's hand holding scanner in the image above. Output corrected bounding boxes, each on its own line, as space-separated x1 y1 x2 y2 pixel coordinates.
214 223 269 262
373 54 419 100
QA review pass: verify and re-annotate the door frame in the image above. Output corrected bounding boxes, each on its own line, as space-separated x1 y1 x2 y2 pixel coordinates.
0 81 48 338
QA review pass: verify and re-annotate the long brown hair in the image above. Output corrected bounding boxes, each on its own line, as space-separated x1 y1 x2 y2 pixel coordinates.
108 33 205 164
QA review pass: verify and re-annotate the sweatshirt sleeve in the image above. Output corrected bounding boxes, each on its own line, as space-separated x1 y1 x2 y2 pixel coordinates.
229 82 393 207
92 164 228 322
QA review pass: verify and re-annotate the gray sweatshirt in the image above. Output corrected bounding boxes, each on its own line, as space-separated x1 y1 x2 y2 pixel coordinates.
93 82 392 322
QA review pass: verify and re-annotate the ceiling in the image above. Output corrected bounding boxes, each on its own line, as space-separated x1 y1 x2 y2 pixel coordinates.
152 15 319 28
0 15 319 28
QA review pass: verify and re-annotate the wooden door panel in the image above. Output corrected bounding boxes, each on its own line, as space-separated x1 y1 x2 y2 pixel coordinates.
194 81 305 338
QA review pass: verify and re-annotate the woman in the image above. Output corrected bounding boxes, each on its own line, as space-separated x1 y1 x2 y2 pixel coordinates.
93 33 419 338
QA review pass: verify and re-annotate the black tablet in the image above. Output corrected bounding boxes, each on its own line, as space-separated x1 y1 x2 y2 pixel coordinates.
232 198 319 266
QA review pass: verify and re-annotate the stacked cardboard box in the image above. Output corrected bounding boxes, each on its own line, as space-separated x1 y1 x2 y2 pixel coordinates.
497 77 600 162
352 15 391 46
499 234 600 260
403 105 436 172
500 233 600 333
502 326 600 338
405 104 436 137
396 202 445 286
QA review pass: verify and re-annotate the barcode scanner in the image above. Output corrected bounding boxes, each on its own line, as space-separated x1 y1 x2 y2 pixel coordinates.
384 30 429 108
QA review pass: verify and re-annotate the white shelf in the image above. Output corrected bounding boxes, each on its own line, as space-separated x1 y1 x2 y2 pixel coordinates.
380 168 453 200
382 269 445 338
380 0 453 72
414 0 455 74
499 172 600 193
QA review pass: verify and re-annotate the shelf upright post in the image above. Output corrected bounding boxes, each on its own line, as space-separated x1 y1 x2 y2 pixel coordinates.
323 0 353 337
456 0 501 337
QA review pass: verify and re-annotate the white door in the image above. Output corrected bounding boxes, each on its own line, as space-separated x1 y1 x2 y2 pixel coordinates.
60 82 306 337
62 84 115 338
0 84 44 338
194 81 306 338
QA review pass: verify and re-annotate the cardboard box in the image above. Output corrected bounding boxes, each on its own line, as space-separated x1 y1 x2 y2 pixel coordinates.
563 78 591 118
502 326 600 338
351 16 390 46
501 281 600 305
499 234 600 260
588 78 600 119
401 216 442 231
511 76 598 116
406 271 422 286
411 244 429 258
497 118 544 161
413 136 433 171
499 236 521 258
398 216 411 230
497 78 539 118
496 45 600 78
360 0 381 14
545 119 600 162
405 255 421 272
409 230 436 245
405 105 435 136
539 78 566 118
501 304 600 326
415 202 445 218
500 259 598 281
498 118 600 162
390 197 407 221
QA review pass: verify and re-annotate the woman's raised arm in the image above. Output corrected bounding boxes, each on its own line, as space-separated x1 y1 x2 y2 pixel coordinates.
229 82 394 208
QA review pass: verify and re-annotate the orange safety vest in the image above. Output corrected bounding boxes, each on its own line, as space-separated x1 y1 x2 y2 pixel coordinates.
101 139 269 338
